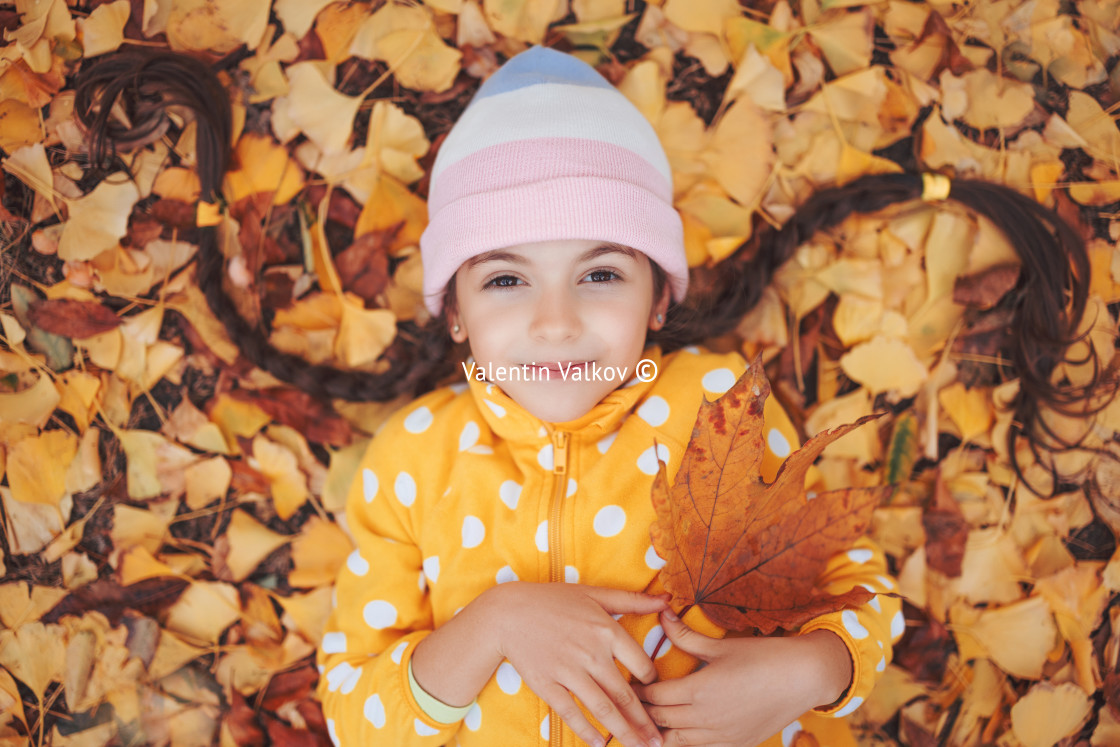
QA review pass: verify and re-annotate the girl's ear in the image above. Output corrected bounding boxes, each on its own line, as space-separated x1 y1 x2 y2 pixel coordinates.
447 306 468 343
648 285 671 331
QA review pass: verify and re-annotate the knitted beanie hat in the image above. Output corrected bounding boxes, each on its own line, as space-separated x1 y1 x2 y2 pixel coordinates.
419 45 688 315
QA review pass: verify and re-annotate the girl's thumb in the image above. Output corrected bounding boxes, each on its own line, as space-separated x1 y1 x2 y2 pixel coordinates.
660 609 717 662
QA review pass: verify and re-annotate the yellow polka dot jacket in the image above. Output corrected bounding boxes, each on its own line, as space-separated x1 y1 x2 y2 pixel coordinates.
317 347 903 746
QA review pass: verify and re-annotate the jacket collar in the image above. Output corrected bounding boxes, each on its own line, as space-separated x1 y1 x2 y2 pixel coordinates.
467 347 664 443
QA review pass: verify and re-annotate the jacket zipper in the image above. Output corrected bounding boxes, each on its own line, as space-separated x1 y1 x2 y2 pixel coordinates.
548 429 569 746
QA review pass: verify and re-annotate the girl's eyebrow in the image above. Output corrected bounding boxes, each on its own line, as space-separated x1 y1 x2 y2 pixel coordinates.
465 243 638 270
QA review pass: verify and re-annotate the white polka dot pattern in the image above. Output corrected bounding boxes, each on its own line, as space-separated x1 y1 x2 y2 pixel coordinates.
347 550 370 576
496 566 518 584
415 718 439 736
465 704 482 731
537 444 553 470
833 696 864 718
702 368 737 394
394 472 417 506
636 443 671 475
363 600 398 629
390 641 407 664
484 400 506 418
535 522 548 553
423 556 440 584
637 396 670 426
645 545 667 570
767 428 791 457
847 548 873 564
496 662 521 694
459 421 480 451
564 565 579 583
643 626 671 659
404 406 433 433
842 609 869 639
362 469 378 502
462 516 485 548
499 481 521 509
321 631 347 654
596 432 617 454
540 715 549 740
891 610 905 640
364 694 386 728
780 720 803 747
567 478 577 497
876 656 886 672
327 718 340 747
593 505 626 537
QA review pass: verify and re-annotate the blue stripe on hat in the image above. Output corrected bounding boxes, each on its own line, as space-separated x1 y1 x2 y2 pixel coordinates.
471 45 615 101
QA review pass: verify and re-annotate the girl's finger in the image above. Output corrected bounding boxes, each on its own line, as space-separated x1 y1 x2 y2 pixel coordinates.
658 610 718 662
539 682 608 747
661 727 726 747
590 663 663 746
584 587 670 617
633 677 692 706
644 703 696 731
564 676 654 747
610 628 660 686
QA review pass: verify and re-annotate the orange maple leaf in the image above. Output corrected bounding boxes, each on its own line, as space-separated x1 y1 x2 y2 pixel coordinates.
650 357 890 634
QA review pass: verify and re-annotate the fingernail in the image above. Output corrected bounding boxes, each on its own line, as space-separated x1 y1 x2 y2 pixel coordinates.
663 609 678 622
649 737 663 747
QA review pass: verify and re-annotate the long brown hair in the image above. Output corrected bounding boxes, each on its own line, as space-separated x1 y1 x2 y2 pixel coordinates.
75 51 1111 492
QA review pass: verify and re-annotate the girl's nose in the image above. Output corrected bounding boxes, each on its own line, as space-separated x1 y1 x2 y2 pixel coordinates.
529 286 581 342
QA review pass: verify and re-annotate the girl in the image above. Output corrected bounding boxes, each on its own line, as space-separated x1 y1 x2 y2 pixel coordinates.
313 46 903 747
75 41 1100 747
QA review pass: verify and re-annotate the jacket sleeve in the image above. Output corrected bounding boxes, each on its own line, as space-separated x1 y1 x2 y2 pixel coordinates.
316 408 466 746
798 536 903 718
762 391 902 718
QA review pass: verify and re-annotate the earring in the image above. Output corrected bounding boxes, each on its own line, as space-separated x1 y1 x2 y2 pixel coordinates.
656 314 664 324
453 324 461 335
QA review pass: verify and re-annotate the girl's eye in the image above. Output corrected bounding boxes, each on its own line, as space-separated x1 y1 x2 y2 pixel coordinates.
584 269 620 283
484 274 522 289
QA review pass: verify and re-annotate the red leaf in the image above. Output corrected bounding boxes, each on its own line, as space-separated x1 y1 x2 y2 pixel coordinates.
651 357 890 634
28 299 122 339
228 388 353 447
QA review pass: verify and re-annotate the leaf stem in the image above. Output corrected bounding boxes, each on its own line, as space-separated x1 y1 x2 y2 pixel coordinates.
603 604 693 747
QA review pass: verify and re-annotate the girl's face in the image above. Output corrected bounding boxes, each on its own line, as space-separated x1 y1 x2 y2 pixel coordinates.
448 239 670 424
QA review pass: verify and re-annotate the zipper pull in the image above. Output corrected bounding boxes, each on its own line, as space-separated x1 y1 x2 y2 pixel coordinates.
553 431 569 476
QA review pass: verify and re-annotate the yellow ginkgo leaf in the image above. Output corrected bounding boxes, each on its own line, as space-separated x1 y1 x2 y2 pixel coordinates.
953 70 1036 131
6 430 77 506
164 581 241 644
251 435 309 520
221 510 290 582
117 546 180 585
938 382 994 441
0 622 66 701
480 0 565 45
289 516 352 588
806 7 873 77
0 582 68 629
58 180 140 262
354 173 429 250
726 45 786 112
840 335 928 397
1010 682 1092 747
335 297 398 368
273 0 334 39
276 586 334 644
77 0 129 57
0 100 44 152
702 96 773 208
225 133 304 204
276 62 361 154
952 595 1058 679
0 374 61 428
663 0 737 37
184 456 232 510
350 3 462 91
366 101 430 185
165 0 269 53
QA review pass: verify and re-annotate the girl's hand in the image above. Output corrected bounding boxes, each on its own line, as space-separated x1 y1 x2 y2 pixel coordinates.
485 582 669 747
633 610 853 747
